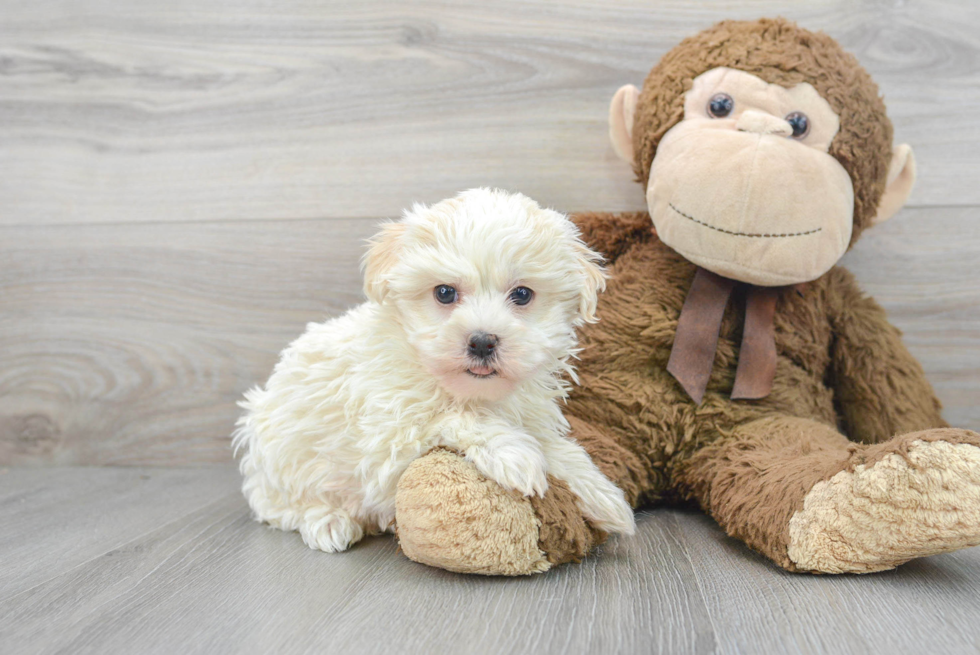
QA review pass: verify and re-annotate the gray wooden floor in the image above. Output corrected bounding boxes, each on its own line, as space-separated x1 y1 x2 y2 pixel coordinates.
3 0 980 653
3 467 980 655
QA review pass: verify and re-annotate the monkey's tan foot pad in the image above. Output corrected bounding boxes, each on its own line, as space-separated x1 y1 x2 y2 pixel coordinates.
788 436 980 573
395 449 552 575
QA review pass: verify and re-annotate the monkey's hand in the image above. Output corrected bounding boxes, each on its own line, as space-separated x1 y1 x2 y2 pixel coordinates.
396 449 607 575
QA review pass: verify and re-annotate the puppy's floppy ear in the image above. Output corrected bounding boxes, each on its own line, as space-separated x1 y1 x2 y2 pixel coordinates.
572 240 607 324
362 221 408 304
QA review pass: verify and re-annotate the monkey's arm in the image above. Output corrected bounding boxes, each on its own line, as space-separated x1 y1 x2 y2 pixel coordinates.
825 268 947 444
570 211 653 264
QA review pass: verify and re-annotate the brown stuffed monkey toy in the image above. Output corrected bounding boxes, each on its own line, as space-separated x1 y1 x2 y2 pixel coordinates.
393 18 980 575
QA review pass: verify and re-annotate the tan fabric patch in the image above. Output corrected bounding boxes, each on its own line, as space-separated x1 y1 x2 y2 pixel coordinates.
647 118 854 286
788 440 980 573
395 449 550 576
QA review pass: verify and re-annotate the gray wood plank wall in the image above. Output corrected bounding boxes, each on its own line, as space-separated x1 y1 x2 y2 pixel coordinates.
2 0 979 466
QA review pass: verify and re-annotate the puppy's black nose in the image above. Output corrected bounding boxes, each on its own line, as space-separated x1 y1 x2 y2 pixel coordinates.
467 332 498 360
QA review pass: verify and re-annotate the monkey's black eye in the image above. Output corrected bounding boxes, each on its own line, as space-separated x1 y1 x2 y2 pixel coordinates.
509 286 533 306
434 285 458 304
707 93 734 118
786 111 810 138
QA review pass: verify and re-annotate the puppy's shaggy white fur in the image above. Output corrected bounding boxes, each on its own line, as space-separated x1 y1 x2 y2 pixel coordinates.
233 188 635 552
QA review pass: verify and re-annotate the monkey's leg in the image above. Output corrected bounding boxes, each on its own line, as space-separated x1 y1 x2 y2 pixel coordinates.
675 416 980 573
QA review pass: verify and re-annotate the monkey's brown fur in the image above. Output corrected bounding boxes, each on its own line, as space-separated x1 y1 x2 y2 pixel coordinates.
563 210 980 570
394 18 980 574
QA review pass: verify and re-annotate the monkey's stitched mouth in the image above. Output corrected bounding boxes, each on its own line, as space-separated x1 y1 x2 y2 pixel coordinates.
669 203 822 238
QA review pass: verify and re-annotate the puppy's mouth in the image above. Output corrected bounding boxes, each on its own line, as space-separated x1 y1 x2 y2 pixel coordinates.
466 364 498 379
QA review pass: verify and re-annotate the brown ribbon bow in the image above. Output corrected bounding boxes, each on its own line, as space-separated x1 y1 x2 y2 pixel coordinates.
667 268 783 405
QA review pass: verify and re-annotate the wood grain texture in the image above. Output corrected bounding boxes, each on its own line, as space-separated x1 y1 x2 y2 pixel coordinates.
1 206 978 466
0 467 244 599
2 467 980 655
0 217 378 465
2 0 980 225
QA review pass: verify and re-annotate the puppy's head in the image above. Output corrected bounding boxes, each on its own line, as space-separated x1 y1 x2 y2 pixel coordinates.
362 188 605 402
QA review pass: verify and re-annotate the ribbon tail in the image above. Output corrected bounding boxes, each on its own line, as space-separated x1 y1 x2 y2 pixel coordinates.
731 286 780 400
667 268 737 405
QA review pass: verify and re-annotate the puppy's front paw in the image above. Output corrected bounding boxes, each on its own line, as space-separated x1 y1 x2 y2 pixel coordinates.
466 435 549 497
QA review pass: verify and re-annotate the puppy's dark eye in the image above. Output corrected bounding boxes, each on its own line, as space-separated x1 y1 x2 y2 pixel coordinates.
434 285 458 304
509 286 533 306
785 111 809 138
707 93 734 118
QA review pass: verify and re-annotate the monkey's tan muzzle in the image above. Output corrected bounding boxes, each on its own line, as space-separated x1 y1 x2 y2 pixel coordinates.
647 124 854 287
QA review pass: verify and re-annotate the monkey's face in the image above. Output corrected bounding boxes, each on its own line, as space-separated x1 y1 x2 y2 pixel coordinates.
646 67 853 286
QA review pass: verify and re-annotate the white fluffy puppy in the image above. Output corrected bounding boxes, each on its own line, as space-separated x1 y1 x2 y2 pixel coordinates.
233 188 635 552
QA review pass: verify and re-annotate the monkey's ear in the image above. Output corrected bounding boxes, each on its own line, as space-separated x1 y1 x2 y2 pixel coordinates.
362 221 408 304
872 144 916 226
609 84 640 164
